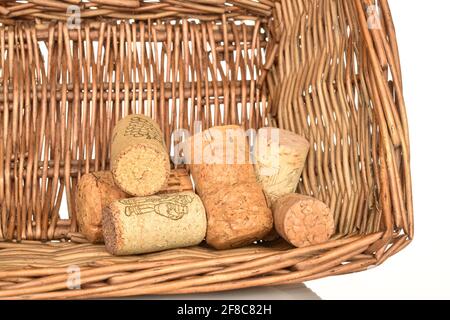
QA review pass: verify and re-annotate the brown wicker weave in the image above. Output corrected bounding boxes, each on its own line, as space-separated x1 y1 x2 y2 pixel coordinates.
0 0 412 299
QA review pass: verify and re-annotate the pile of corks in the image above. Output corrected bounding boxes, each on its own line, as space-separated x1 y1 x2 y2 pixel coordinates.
75 115 335 256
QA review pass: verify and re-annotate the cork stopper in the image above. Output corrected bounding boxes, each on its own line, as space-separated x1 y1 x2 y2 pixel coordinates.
102 204 124 255
181 125 273 249
203 183 273 250
273 194 334 248
75 169 193 243
182 125 255 197
111 114 170 197
255 127 310 205
75 171 128 243
102 191 207 256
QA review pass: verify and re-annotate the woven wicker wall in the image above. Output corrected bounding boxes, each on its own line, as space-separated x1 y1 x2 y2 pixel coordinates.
0 0 412 249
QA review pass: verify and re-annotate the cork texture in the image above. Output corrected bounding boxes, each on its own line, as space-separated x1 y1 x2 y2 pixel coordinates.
273 194 334 248
102 191 207 255
255 128 310 205
111 114 170 197
75 169 192 243
203 183 273 250
183 125 255 198
161 168 194 194
75 171 128 243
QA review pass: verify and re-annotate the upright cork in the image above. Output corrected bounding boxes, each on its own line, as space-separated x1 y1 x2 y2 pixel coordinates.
75 171 129 243
272 194 334 248
111 114 170 197
182 125 256 198
254 128 310 205
182 125 273 249
102 191 207 255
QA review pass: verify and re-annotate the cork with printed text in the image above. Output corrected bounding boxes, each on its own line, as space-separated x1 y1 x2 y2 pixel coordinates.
102 191 207 255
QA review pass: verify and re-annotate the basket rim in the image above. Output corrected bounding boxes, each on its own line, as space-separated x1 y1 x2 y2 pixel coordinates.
0 231 412 299
0 0 274 23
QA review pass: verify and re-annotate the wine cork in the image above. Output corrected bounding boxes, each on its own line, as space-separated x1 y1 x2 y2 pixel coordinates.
181 125 273 249
203 183 273 250
102 191 207 255
255 128 310 205
75 171 129 243
273 194 334 248
163 168 195 194
182 125 255 198
111 114 170 197
75 169 193 243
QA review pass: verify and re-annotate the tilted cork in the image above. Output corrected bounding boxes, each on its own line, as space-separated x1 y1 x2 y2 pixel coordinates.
202 183 273 250
182 125 255 198
111 114 170 197
254 128 310 206
273 194 334 248
102 191 207 255
75 171 129 243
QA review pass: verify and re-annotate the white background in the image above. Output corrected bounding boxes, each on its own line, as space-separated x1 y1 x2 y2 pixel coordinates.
308 0 450 299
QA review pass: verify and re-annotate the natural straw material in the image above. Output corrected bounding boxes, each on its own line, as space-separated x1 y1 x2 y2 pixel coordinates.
273 194 334 248
0 0 413 299
76 171 128 243
103 192 206 255
111 114 170 196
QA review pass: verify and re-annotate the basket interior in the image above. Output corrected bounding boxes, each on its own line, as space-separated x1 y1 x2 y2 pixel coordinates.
0 17 272 240
0 0 412 241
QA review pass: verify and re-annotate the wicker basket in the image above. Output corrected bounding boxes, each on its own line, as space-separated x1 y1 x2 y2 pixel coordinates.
0 0 413 299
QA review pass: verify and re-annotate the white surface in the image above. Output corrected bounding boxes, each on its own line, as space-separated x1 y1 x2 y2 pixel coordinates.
127 284 320 300
308 0 450 300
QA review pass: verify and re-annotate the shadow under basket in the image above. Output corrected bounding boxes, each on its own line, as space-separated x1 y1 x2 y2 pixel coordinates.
0 0 413 299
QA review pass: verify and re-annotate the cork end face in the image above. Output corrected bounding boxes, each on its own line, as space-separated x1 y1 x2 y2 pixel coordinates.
274 194 335 248
102 204 123 256
76 174 104 243
257 127 310 150
278 128 310 150
254 128 311 205
75 171 129 243
112 144 170 197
